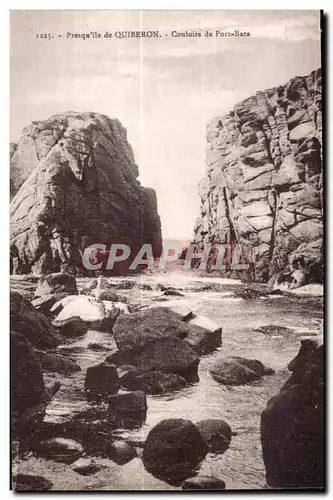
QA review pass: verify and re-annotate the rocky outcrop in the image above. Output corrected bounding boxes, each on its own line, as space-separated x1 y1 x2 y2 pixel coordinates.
193 69 323 282
10 112 162 275
261 337 324 489
10 292 61 349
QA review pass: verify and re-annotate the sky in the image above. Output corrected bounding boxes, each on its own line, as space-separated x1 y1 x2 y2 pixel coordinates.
10 10 321 239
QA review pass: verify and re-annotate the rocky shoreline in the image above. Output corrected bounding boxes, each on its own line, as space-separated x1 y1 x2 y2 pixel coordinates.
11 271 323 491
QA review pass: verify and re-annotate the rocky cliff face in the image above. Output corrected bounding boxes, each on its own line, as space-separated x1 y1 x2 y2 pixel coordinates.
193 69 323 282
10 112 162 275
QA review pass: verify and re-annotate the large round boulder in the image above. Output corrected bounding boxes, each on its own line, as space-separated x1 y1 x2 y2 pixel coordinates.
143 419 208 486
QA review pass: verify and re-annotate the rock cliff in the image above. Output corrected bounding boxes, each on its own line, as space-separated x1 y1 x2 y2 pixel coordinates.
10 112 162 274
193 69 323 282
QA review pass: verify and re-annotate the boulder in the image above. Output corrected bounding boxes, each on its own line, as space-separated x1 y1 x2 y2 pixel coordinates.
13 474 53 492
53 295 128 331
107 440 137 465
34 437 83 464
255 324 295 336
31 293 68 316
34 272 77 297
108 390 148 428
11 333 51 435
210 356 274 385
108 390 147 415
84 362 120 400
10 292 61 349
116 364 140 390
162 289 185 297
113 307 190 353
113 306 222 357
52 316 88 337
143 419 208 486
134 371 187 395
110 336 200 382
34 350 81 374
184 315 222 354
71 457 103 476
261 337 324 488
195 419 232 454
182 476 226 490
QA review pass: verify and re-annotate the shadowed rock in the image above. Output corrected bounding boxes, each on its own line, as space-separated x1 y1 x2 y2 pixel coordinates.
261 337 324 488
210 356 274 385
143 419 208 486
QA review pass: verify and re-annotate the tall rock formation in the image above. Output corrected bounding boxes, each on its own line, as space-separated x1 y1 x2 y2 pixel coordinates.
193 69 323 282
10 112 162 275
261 337 324 489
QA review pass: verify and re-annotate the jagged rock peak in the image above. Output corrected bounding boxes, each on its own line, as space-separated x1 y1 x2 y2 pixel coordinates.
10 111 162 275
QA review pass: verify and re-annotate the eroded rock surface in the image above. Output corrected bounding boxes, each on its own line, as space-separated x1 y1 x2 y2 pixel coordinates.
193 69 323 282
10 112 162 274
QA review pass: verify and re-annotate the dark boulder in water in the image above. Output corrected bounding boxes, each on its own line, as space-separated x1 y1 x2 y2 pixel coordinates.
11 332 60 437
34 437 83 464
53 316 88 338
182 475 226 490
195 419 232 454
143 418 208 486
84 362 120 400
113 307 190 353
108 390 147 414
71 457 103 476
34 349 81 374
13 474 53 491
261 337 324 489
210 356 274 385
135 371 187 394
255 324 295 336
109 336 200 383
113 306 221 357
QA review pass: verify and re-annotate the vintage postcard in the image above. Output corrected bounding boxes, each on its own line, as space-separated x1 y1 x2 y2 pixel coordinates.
10 10 324 491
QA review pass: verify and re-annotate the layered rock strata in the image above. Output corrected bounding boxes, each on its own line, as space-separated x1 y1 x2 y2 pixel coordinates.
193 69 323 281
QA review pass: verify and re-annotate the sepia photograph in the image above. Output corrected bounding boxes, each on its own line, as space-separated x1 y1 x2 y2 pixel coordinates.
10 9 324 491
